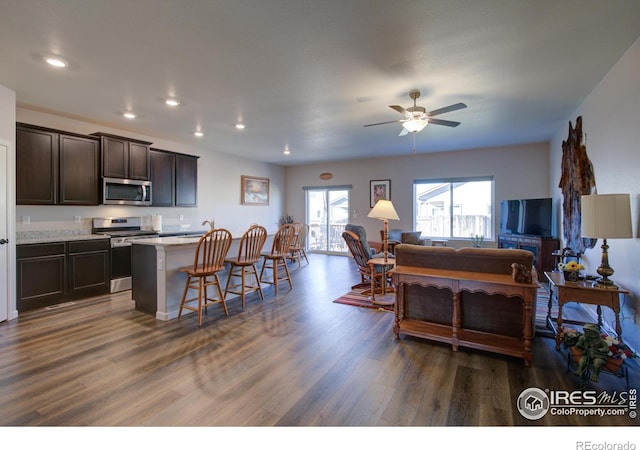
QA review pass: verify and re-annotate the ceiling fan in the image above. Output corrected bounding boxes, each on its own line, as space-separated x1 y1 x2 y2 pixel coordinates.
363 89 467 137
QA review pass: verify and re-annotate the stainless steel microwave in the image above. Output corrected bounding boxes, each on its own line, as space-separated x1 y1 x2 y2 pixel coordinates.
103 177 152 206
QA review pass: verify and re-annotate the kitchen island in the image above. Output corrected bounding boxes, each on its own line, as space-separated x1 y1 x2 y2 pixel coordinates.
131 234 273 320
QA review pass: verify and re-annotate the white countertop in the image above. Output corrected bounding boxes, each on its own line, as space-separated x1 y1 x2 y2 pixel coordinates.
17 233 110 245
131 236 205 246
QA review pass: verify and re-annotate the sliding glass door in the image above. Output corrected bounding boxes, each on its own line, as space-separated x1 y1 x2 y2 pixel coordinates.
305 187 350 254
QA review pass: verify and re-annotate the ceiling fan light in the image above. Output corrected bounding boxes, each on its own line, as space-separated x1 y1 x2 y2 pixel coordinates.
402 119 428 133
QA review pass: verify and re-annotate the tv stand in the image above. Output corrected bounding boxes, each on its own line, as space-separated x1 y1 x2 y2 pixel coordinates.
497 234 559 281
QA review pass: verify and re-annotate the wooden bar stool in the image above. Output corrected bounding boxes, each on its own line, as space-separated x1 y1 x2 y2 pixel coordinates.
259 224 296 294
178 228 233 326
224 224 268 310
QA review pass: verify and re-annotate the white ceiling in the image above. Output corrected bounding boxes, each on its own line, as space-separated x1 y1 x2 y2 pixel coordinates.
1 0 639 166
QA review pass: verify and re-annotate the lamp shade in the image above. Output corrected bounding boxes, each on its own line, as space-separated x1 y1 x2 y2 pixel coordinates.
581 194 632 239
402 119 428 133
368 199 399 221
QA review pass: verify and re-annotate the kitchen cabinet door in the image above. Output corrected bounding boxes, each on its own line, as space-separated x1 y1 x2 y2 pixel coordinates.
17 243 66 312
16 125 58 205
67 240 110 297
150 149 175 206
175 154 198 207
128 142 151 180
59 134 100 205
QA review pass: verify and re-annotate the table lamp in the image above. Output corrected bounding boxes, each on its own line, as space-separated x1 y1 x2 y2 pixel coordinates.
580 193 633 289
368 199 400 262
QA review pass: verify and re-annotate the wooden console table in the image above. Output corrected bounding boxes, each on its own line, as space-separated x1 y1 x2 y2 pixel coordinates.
391 266 539 366
544 271 627 350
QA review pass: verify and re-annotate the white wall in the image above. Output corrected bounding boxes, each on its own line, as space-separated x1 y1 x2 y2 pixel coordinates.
16 107 286 237
550 36 640 349
285 142 550 245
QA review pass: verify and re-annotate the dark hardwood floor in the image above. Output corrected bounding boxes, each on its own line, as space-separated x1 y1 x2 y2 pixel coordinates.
0 253 637 432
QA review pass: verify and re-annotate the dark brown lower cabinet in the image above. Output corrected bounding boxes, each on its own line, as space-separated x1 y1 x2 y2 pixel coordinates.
17 239 110 312
67 240 110 297
17 243 66 311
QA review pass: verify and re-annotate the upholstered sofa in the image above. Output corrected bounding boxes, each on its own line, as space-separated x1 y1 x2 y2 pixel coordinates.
383 229 427 246
391 244 539 366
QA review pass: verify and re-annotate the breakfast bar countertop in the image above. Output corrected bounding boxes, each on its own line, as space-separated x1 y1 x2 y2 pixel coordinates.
131 236 205 247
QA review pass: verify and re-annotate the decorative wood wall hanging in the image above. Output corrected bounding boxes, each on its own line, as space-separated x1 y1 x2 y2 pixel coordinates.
558 116 597 253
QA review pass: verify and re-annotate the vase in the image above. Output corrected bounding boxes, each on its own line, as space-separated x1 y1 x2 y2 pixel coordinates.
563 270 579 282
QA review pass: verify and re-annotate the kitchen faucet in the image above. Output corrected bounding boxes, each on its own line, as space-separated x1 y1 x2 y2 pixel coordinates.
202 219 215 230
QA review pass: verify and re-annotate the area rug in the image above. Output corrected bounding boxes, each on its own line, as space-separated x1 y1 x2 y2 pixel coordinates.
332 286 394 312
333 285 558 333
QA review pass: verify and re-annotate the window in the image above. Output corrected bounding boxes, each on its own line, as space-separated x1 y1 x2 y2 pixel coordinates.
413 177 493 239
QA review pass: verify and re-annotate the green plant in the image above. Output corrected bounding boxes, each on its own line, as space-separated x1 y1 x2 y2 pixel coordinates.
470 234 484 247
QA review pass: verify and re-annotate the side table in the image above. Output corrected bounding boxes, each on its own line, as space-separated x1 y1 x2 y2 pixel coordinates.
368 257 395 306
544 271 627 350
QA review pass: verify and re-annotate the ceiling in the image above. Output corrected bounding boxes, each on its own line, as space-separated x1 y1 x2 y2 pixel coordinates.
1 1 639 166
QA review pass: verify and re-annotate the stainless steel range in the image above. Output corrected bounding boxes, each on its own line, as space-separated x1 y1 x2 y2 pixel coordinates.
92 217 159 293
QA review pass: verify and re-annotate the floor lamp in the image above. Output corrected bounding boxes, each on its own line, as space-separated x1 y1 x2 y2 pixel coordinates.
368 199 400 263
581 193 633 289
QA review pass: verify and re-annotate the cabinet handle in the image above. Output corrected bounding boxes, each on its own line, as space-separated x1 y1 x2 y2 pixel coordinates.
0 238 8 245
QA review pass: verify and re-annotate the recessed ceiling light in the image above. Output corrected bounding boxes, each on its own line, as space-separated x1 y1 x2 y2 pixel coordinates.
123 112 136 119
165 98 180 107
235 123 245 130
45 57 67 68
194 131 204 137
283 145 291 155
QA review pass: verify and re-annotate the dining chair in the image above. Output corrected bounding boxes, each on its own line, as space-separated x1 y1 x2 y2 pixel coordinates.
288 222 309 268
223 224 268 310
178 228 233 326
259 223 296 294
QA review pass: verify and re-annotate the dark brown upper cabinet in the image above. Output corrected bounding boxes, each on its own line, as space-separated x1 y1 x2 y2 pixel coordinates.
150 148 198 207
176 153 198 207
94 133 152 180
150 149 175 206
16 123 100 205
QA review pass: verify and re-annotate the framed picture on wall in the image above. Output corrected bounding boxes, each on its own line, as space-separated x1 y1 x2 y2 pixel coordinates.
241 175 270 205
370 179 390 207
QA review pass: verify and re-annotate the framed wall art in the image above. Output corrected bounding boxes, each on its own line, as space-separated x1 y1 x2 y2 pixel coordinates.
241 175 270 205
370 179 390 207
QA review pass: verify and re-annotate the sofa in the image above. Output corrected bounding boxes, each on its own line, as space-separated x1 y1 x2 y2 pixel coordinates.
383 229 427 246
391 244 539 366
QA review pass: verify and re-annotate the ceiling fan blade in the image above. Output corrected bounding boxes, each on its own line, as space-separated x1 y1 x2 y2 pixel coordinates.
398 127 409 137
428 102 467 117
389 105 407 114
363 120 400 127
428 118 461 127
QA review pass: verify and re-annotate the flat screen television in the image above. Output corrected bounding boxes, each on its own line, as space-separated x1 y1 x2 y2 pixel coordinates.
499 197 553 237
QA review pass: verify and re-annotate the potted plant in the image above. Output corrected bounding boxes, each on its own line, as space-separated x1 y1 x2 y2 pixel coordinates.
559 325 637 380
278 214 294 226
558 260 584 282
470 234 484 248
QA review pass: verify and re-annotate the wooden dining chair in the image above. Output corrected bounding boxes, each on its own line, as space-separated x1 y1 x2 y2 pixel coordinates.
259 224 296 294
223 224 268 310
178 228 233 326
288 222 309 268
